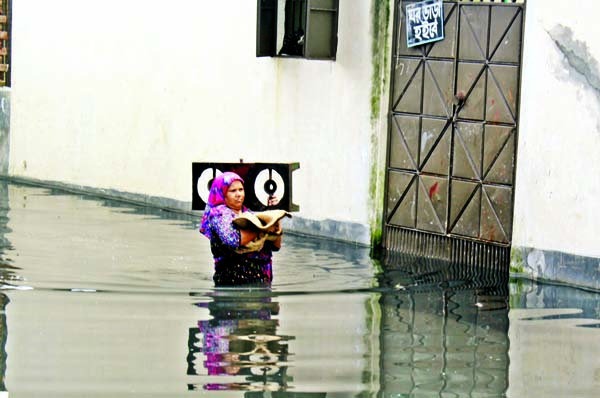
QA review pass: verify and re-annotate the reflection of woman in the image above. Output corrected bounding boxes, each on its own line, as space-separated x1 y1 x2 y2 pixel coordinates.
200 172 282 286
190 291 292 392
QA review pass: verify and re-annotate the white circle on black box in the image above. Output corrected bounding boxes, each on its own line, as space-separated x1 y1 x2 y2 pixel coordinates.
197 168 223 204
254 169 285 206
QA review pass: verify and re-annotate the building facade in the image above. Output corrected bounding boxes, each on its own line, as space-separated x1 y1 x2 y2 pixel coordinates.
0 0 598 289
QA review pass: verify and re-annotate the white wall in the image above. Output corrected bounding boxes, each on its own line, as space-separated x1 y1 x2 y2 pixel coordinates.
8 0 378 239
18 0 600 258
514 0 600 258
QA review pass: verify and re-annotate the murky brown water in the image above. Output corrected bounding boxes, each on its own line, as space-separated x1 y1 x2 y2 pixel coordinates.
0 180 598 397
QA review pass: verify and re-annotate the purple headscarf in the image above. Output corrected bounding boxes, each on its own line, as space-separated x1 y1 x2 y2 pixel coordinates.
199 172 245 239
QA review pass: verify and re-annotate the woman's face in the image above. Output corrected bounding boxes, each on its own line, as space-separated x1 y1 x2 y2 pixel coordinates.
225 180 245 211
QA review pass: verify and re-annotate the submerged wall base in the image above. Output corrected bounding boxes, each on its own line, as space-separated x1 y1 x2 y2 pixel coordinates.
512 246 600 292
4 177 599 278
0 175 371 247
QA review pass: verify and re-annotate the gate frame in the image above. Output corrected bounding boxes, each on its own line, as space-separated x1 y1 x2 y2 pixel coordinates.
382 0 528 266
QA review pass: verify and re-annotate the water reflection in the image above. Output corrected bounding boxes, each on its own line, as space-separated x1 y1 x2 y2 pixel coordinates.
377 253 510 397
0 180 19 282
1 180 600 396
188 289 294 392
0 180 13 393
511 278 600 326
184 251 513 396
508 279 600 397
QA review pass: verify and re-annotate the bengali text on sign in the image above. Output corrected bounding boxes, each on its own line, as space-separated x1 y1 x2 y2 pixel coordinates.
406 0 444 48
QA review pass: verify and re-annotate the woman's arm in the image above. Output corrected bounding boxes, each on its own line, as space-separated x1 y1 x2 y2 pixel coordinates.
240 229 261 246
210 207 244 250
265 220 283 250
270 234 282 250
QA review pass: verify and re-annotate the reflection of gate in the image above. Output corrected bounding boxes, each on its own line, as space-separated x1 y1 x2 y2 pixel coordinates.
384 0 525 266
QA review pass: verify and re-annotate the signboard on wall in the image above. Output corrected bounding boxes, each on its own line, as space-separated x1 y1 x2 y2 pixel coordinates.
406 0 444 48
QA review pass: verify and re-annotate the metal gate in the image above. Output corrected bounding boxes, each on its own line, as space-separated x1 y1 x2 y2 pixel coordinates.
384 0 525 266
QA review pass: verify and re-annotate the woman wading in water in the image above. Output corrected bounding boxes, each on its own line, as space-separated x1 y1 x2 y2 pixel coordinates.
199 172 285 286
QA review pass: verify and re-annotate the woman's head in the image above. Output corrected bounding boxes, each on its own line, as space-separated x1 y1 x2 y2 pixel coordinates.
200 171 245 239
207 172 245 210
224 180 245 211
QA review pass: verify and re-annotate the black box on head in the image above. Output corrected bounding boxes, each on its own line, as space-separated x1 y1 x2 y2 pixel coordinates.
192 162 300 212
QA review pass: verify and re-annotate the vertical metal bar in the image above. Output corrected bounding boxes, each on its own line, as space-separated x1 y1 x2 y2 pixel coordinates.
401 228 406 253
412 230 416 255
470 241 474 266
482 244 487 268
427 234 432 258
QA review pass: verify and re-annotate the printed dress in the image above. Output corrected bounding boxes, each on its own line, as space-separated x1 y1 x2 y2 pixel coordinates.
203 204 274 286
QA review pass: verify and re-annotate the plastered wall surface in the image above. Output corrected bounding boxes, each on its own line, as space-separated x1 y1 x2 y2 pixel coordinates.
8 1 378 238
0 89 8 175
11 0 600 257
514 0 600 258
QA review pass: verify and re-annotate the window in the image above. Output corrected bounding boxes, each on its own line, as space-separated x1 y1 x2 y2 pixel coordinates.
256 0 339 60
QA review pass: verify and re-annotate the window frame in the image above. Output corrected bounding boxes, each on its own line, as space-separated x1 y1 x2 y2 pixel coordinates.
256 0 339 60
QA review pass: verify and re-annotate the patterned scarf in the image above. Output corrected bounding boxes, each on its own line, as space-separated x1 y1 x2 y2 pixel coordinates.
199 171 245 239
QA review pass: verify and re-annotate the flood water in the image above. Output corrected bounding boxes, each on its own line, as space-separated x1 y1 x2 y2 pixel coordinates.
0 180 599 397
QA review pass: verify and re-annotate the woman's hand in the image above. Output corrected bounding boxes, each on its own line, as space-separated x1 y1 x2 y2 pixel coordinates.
267 220 282 235
265 220 283 250
267 195 280 207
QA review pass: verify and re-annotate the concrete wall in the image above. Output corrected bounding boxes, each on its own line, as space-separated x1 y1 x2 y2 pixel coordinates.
0 89 8 176
515 0 600 258
5 0 388 245
513 0 600 287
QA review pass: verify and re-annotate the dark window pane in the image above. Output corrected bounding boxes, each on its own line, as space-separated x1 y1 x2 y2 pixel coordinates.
305 2 338 59
256 0 278 57
257 0 338 60
279 0 307 56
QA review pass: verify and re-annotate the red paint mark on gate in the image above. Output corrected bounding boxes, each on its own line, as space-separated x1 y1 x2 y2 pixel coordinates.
429 182 439 200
